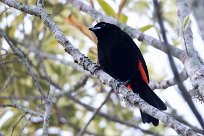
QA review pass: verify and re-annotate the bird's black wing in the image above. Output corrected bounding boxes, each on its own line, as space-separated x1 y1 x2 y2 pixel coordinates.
98 29 149 83
120 31 149 82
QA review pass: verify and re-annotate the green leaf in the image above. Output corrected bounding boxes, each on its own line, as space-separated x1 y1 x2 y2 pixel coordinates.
120 14 128 23
139 42 147 53
183 16 191 32
139 25 153 32
133 1 149 14
98 0 116 17
172 38 181 47
9 26 16 37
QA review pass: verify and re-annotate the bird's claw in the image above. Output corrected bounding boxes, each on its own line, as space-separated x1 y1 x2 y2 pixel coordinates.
91 65 100 74
116 79 131 87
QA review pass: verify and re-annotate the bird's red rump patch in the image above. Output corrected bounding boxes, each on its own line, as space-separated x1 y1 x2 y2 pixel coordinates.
127 84 132 90
138 60 148 84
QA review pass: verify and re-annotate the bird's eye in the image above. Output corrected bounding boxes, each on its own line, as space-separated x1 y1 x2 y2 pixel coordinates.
102 24 106 27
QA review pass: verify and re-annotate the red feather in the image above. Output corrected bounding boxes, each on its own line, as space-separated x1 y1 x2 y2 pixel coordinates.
138 60 148 84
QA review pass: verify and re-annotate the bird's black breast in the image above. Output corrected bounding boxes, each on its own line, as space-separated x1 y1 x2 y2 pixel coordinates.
97 30 149 83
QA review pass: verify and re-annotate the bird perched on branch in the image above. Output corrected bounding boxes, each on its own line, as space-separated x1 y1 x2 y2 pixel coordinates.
89 22 167 126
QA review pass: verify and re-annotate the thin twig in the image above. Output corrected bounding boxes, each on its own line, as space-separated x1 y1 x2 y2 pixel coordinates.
0 103 44 117
0 59 20 65
61 117 103 136
42 80 52 136
55 103 103 136
177 0 194 53
77 90 113 136
37 0 44 7
0 29 46 100
149 70 188 90
117 0 126 20
0 6 9 17
0 74 14 94
10 113 27 136
89 0 94 8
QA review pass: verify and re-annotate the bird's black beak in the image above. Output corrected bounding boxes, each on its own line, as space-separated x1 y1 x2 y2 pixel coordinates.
89 27 101 32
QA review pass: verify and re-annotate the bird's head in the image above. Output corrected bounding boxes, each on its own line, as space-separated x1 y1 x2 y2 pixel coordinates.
89 22 121 37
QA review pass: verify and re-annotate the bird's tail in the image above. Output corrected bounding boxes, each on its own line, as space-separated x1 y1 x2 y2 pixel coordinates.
131 83 167 126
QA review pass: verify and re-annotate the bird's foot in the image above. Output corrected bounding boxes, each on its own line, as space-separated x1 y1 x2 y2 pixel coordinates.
116 79 131 91
91 65 101 74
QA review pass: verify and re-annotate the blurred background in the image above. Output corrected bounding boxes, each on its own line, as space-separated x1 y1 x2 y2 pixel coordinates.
0 0 204 135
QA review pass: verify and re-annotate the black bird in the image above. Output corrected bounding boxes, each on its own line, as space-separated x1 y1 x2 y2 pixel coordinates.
89 22 167 126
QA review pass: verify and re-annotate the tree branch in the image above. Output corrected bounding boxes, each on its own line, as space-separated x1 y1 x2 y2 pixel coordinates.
149 70 188 90
77 90 113 136
0 74 14 94
0 0 199 135
0 29 46 100
42 84 52 136
117 0 126 20
37 0 44 8
0 103 44 117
